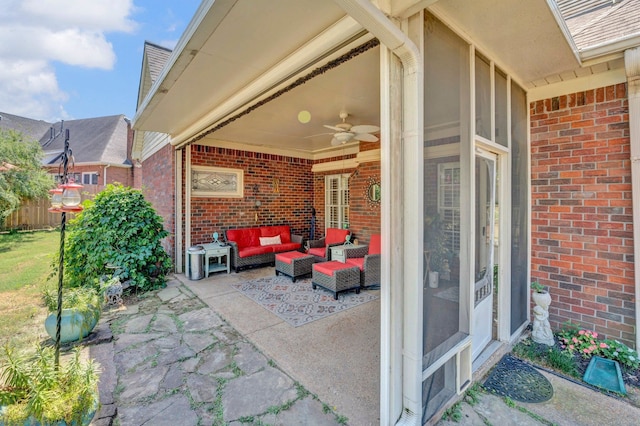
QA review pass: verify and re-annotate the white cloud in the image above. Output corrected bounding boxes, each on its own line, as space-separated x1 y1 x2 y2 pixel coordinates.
0 0 135 121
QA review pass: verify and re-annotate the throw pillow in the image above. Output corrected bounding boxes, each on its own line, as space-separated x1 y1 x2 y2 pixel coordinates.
259 235 281 246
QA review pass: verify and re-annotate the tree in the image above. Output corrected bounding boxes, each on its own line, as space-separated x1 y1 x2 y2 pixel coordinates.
0 130 53 221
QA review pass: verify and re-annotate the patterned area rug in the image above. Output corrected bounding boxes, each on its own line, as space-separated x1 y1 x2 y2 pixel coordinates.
434 286 459 303
231 276 379 327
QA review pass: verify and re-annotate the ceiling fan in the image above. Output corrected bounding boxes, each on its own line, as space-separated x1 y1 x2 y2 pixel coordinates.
322 111 380 146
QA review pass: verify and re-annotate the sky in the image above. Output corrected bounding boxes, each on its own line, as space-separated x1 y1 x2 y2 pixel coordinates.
0 0 201 122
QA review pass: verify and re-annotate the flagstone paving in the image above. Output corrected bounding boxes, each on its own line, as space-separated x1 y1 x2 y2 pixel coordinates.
90 277 345 425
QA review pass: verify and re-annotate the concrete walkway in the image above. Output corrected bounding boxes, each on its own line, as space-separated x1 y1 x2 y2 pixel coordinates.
87 268 640 425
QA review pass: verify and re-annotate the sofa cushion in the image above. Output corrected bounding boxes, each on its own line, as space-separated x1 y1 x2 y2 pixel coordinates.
275 250 308 264
369 234 381 255
272 242 301 253
345 257 365 271
325 228 349 245
313 260 355 276
238 245 273 258
227 228 261 250
260 225 291 244
308 247 326 258
259 235 281 246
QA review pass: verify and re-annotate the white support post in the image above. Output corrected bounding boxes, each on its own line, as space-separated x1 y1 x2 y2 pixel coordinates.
624 47 640 350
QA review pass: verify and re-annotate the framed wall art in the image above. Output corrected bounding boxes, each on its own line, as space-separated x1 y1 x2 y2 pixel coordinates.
191 165 244 198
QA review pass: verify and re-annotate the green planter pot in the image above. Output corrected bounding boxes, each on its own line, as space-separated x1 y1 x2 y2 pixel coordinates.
44 308 98 343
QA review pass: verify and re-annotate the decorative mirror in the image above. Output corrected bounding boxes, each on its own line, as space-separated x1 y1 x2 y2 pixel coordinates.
365 178 381 206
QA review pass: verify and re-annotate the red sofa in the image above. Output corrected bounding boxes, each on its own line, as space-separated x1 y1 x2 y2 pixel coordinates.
225 225 303 272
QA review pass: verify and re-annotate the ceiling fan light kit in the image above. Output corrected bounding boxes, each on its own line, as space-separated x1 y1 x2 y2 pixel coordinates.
321 111 380 146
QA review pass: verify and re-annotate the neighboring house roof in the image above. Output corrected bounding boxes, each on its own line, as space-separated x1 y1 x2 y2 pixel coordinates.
0 111 131 167
0 112 52 143
556 0 640 52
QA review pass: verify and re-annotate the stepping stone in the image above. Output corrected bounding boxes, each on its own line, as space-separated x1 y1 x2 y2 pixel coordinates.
124 313 154 333
234 342 268 375
150 313 178 333
119 366 167 401
157 287 182 302
179 308 224 332
118 394 198 426
222 367 298 421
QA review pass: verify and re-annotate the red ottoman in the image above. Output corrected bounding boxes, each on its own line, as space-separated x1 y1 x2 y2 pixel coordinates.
275 251 315 282
311 261 361 300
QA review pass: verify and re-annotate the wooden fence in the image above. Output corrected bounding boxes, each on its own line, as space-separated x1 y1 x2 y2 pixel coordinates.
2 187 97 231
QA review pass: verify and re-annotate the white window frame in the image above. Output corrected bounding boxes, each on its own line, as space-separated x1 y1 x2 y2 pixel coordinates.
82 172 98 185
324 174 350 230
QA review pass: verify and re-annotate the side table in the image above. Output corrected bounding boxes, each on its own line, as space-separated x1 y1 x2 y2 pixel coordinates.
200 243 231 276
330 244 367 263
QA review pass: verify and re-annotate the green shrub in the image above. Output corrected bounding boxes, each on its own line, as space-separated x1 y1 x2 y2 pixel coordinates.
64 184 172 291
600 340 640 370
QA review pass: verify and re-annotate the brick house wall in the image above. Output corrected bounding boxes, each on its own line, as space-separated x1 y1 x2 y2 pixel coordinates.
348 161 381 244
141 143 175 257
530 83 635 346
189 145 314 245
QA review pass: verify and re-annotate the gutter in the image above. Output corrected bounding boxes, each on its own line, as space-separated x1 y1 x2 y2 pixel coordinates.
331 1 422 424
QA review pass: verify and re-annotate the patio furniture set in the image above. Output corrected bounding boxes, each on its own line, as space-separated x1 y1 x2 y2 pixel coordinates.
276 229 381 299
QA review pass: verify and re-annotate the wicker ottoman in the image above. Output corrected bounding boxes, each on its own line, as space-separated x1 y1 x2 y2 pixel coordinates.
311 261 361 300
275 251 315 282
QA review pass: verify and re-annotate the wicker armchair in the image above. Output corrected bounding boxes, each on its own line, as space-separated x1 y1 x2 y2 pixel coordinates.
307 228 350 262
345 234 381 287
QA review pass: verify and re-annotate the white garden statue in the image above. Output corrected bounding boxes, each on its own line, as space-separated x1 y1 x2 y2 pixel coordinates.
531 282 555 346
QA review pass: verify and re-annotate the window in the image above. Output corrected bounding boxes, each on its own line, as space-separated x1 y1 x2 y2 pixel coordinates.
54 172 81 184
82 172 98 185
325 174 349 229
438 163 461 256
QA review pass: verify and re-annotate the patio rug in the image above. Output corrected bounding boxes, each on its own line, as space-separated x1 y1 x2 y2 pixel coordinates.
483 354 554 403
231 276 379 327
434 286 459 303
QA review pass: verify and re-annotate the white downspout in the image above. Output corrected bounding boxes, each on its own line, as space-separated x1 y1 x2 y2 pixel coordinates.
103 164 110 187
624 47 640 350
332 1 423 424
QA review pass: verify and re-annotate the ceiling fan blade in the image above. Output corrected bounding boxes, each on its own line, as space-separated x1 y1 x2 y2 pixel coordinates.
323 125 344 132
350 124 379 133
354 133 379 142
331 137 341 146
304 132 334 139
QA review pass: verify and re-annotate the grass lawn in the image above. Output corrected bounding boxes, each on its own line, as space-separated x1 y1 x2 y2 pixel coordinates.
0 230 59 350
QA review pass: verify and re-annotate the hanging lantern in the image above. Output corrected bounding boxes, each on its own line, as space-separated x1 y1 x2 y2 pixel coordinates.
60 179 84 212
48 186 64 213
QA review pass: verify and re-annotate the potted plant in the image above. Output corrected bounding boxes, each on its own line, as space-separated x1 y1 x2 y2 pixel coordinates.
0 344 100 425
425 212 451 288
42 286 102 344
531 281 551 308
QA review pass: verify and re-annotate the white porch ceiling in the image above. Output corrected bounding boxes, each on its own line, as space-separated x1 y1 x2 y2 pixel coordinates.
134 0 581 158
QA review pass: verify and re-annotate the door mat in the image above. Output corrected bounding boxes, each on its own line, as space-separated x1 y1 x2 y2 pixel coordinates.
483 354 554 403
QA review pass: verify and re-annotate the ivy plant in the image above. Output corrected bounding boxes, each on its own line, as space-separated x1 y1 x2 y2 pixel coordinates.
64 183 172 291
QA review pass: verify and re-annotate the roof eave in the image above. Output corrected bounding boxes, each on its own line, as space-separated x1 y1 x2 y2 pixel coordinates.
580 33 640 62
133 0 231 130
